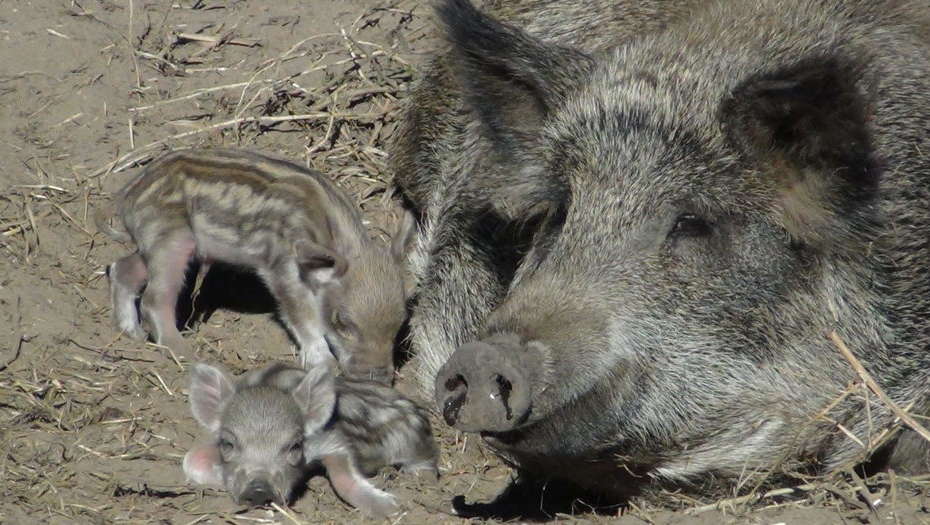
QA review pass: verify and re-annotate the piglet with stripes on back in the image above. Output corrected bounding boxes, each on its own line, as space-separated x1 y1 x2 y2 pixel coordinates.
95 148 415 383
183 361 438 515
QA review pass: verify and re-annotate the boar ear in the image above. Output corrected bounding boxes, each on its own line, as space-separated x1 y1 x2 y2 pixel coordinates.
296 241 348 288
292 364 337 434
490 173 568 224
390 209 417 263
437 0 593 151
721 56 879 246
189 363 236 433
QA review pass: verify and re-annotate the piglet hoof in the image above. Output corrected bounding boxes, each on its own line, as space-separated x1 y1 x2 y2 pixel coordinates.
122 325 149 342
158 336 194 363
403 461 440 484
362 490 400 519
434 335 541 433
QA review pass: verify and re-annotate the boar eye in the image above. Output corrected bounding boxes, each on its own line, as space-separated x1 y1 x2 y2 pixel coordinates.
218 438 234 454
669 214 712 239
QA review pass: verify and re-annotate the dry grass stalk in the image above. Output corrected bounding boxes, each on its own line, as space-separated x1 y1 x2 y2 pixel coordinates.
830 331 930 444
174 32 260 48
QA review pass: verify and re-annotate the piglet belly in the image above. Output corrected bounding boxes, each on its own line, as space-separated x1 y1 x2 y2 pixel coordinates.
191 227 274 268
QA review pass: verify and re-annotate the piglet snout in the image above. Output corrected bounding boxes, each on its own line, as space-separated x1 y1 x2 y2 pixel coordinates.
239 479 276 506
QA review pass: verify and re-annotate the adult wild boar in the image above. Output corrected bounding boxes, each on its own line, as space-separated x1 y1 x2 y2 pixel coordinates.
391 0 930 494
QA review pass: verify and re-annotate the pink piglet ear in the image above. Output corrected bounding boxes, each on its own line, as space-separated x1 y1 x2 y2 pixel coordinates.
183 442 224 487
296 241 348 288
292 363 337 434
189 363 236 433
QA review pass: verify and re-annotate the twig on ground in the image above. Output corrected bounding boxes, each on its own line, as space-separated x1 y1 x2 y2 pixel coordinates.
2 335 25 373
270 503 306 525
175 32 260 48
128 0 142 88
685 483 819 515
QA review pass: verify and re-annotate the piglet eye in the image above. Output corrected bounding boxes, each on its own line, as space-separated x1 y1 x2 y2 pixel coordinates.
218 438 234 454
331 311 355 339
669 214 712 238
285 439 304 466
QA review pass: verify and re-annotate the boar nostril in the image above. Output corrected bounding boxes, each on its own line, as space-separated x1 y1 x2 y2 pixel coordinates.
442 374 468 426
444 374 467 392
494 374 513 420
442 392 466 426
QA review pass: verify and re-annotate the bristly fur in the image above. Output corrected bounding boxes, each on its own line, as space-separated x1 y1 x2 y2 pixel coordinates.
390 0 930 496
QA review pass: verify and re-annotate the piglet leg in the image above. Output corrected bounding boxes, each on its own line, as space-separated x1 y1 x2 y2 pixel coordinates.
322 453 399 518
191 259 212 301
260 266 334 369
108 252 148 340
140 231 196 360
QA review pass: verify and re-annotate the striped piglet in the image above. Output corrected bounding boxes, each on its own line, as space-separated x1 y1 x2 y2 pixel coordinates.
96 148 414 383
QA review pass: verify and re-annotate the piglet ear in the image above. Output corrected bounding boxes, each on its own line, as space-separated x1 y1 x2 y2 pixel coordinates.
296 241 348 288
390 210 417 263
292 363 337 434
183 442 224 487
189 363 236 433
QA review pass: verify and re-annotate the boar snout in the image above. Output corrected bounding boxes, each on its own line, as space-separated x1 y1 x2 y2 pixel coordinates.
434 336 544 432
238 478 276 506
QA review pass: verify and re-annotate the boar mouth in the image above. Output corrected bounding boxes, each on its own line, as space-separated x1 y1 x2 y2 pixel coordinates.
479 429 522 446
476 420 542 459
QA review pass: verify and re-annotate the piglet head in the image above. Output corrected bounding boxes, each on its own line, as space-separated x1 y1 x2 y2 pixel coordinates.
321 211 417 385
184 363 308 507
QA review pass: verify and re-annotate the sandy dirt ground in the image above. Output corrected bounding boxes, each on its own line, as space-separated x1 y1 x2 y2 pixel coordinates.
0 1 928 523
